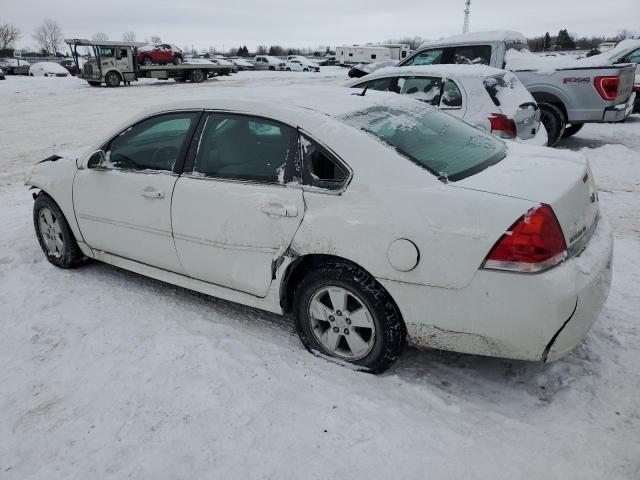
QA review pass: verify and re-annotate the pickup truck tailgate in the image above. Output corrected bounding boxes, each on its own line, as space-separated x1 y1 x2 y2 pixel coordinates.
616 65 635 103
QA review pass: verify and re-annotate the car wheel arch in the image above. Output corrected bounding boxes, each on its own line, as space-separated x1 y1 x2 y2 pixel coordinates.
279 253 402 318
531 91 568 122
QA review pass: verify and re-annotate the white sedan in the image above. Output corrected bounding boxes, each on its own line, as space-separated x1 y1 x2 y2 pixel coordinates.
286 57 320 72
345 65 548 145
26 87 612 372
29 61 70 77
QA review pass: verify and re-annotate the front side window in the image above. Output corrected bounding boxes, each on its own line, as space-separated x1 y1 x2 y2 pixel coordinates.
397 76 442 104
193 114 297 183
340 104 505 182
100 48 115 58
301 136 349 191
97 112 199 171
402 48 444 66
354 77 395 92
451 45 492 65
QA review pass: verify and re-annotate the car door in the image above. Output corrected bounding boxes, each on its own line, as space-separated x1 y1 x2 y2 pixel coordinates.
171 112 305 297
73 111 202 272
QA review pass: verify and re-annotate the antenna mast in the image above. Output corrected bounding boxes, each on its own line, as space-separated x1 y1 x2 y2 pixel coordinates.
463 0 471 34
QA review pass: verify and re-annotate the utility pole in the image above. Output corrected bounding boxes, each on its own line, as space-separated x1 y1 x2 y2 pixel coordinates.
463 0 471 34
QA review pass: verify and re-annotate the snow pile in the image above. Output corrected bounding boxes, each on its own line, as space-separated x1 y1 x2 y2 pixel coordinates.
420 30 528 48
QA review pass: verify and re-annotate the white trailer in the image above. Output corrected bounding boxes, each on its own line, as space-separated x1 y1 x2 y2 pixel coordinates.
336 46 393 65
379 43 411 61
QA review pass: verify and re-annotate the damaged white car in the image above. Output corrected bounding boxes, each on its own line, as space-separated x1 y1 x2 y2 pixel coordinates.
26 87 613 372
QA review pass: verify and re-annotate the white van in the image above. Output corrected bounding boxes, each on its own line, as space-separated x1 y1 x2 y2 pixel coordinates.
254 55 286 71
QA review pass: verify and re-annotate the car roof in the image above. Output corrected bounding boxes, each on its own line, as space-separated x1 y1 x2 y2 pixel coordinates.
418 30 528 49
344 64 507 86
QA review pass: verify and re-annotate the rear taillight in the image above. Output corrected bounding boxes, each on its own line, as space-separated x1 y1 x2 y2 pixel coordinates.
482 204 567 273
594 76 620 101
489 113 517 139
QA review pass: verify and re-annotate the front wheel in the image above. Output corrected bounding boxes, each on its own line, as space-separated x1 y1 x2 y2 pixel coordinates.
173 56 183 65
539 103 566 147
562 123 584 138
142 56 153 66
190 69 205 83
292 261 406 373
33 193 84 268
105 71 121 87
286 67 291 71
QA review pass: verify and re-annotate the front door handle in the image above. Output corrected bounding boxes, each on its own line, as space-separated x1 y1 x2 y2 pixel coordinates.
261 202 298 217
141 187 165 199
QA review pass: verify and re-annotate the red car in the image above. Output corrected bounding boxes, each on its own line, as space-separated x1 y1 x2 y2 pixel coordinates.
137 44 184 66
58 59 79 76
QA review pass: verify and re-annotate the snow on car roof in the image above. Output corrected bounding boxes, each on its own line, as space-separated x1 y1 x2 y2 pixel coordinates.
344 64 508 85
420 30 528 48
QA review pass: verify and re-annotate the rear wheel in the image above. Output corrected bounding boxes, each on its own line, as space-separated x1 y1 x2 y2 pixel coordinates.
562 123 585 138
105 71 121 87
539 103 566 147
87 81 101 87
268 66 275 71
292 261 406 373
286 67 291 71
33 193 84 268
191 69 205 83
173 55 183 65
142 56 153 66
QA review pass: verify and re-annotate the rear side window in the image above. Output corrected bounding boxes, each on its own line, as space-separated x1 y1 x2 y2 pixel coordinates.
440 80 462 108
398 76 442 104
451 45 492 65
194 114 297 183
301 136 349 191
354 77 394 92
402 48 444 66
483 73 532 111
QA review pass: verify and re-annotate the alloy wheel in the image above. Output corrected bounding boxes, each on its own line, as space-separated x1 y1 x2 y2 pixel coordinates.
38 207 64 258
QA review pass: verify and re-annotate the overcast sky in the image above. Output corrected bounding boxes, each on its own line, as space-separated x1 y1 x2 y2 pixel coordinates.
4 0 639 51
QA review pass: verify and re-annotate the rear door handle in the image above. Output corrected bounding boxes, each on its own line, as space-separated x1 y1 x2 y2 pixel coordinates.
141 187 165 199
261 202 298 217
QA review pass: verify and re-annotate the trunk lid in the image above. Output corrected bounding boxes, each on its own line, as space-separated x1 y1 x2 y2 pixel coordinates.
452 143 599 252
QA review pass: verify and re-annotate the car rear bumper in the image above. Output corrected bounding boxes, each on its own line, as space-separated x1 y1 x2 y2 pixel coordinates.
603 93 636 121
519 124 548 146
379 216 614 361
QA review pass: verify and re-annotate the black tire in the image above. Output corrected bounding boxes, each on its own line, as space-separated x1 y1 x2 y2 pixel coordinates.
33 193 84 269
268 66 275 71
286 67 291 71
562 123 585 138
142 56 153 66
88 81 101 87
175 76 187 83
292 261 406 373
539 102 566 147
105 71 121 88
191 69 205 83
173 55 183 65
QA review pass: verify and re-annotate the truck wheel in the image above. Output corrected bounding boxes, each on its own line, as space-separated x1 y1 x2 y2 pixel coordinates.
539 103 566 147
562 123 584 138
105 71 121 88
142 56 153 66
292 261 406 373
175 76 187 83
191 69 205 83
269 66 275 71
173 56 183 65
88 81 101 87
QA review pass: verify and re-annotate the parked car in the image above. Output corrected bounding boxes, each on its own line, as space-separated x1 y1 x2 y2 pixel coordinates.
229 57 255 70
319 56 336 66
285 58 320 72
0 58 30 75
398 31 637 146
254 55 286 71
348 60 396 78
209 57 237 73
58 59 79 76
29 62 70 77
25 87 612 373
0 68 5 80
137 44 184 66
345 65 547 145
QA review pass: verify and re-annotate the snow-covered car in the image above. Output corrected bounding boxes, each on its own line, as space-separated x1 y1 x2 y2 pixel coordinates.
254 55 286 71
285 58 320 72
25 87 613 373
345 65 547 145
229 57 255 71
348 60 396 78
1 58 30 75
29 62 70 77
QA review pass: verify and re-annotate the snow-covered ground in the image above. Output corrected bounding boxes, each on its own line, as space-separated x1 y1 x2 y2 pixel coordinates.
1 71 639 479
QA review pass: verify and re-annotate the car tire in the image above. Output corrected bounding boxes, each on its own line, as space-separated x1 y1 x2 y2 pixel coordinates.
33 193 84 269
173 56 183 65
191 69 205 83
286 67 291 71
539 103 566 147
303 68 309 72
105 71 121 87
142 56 153 66
88 81 101 87
562 123 585 138
268 66 275 71
292 261 406 373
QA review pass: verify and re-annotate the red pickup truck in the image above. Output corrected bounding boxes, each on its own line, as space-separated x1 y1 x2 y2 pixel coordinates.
137 44 184 66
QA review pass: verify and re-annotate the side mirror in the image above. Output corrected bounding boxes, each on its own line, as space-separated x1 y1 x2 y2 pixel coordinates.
87 150 107 169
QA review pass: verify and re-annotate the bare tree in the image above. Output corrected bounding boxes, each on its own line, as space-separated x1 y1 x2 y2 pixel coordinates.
0 23 21 51
150 35 161 44
92 32 109 42
33 19 63 55
122 31 136 42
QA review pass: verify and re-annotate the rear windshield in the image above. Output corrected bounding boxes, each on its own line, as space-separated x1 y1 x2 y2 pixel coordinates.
340 105 505 182
483 73 533 113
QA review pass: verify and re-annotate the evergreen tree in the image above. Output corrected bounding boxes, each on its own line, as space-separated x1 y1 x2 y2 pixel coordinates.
543 32 551 50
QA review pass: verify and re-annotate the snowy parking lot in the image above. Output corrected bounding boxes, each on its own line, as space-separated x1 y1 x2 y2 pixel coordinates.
1 72 639 479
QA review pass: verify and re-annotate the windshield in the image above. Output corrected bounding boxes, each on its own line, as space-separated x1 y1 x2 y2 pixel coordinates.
340 105 506 182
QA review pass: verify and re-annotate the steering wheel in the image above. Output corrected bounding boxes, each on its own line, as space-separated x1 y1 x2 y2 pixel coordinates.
152 146 178 168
